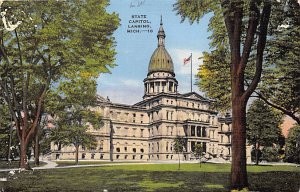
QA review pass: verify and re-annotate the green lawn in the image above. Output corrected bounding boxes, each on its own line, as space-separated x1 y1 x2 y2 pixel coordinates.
0 163 299 192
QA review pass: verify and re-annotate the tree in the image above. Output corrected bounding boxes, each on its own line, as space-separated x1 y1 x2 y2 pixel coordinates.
246 99 283 165
173 137 185 170
58 104 101 165
257 0 300 124
194 143 203 167
284 125 300 164
0 0 119 169
48 77 102 165
196 0 300 123
174 0 276 189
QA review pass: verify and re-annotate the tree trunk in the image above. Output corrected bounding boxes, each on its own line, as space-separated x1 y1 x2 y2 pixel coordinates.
19 138 29 169
75 145 79 165
231 97 248 189
34 133 40 166
178 153 180 170
255 142 260 165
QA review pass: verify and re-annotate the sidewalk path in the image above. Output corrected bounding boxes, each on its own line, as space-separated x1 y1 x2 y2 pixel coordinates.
1 159 299 172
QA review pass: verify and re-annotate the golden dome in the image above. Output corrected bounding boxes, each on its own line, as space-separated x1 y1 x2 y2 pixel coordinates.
148 46 174 74
148 17 174 75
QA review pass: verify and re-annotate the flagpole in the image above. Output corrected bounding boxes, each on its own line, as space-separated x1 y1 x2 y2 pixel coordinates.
190 53 192 92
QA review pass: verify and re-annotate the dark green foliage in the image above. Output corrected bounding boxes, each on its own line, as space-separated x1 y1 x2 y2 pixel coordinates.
0 103 10 159
247 99 283 147
259 0 300 124
194 143 204 167
284 125 300 163
0 0 120 168
0 103 19 160
261 146 282 162
177 0 300 124
173 137 186 170
48 77 101 164
247 99 283 164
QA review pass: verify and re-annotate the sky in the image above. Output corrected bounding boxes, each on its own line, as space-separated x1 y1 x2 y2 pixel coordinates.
97 0 212 105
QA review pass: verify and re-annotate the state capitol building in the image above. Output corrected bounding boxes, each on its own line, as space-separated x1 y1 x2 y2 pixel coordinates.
51 19 242 162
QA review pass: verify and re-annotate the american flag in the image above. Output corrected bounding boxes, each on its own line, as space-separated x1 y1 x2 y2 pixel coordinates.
184 55 192 65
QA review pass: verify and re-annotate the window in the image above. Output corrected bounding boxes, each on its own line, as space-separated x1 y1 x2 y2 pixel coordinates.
141 114 144 123
100 154 104 159
90 146 96 150
124 147 127 152
140 148 144 153
116 155 120 159
91 153 95 159
82 153 86 159
82 145 86 150
169 82 173 92
197 126 201 137
133 155 136 160
140 155 143 159
191 126 195 136
116 148 120 153
133 148 136 153
202 127 207 137
133 113 136 123
166 142 169 152
141 129 144 137
125 155 128 160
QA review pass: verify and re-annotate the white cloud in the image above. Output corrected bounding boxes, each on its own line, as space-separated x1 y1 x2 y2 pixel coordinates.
121 79 140 88
97 87 143 105
169 48 203 75
97 77 143 104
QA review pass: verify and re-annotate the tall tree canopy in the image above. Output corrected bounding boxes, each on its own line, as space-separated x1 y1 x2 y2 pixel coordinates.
195 0 300 123
246 99 283 165
174 0 288 189
0 0 119 169
284 125 300 163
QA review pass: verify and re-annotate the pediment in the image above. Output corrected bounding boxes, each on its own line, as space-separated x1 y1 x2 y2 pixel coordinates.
181 92 208 101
